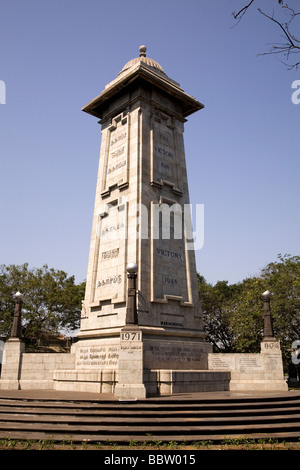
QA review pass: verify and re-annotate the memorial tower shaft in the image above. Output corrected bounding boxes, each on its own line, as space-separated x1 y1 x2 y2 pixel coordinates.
80 46 206 343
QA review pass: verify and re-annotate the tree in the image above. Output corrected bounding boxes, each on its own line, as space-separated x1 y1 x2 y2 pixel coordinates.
198 275 241 352
0 263 85 342
199 274 266 353
229 276 265 353
233 1 300 69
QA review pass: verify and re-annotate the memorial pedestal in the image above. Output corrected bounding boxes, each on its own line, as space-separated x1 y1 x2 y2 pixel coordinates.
114 327 146 399
259 340 288 390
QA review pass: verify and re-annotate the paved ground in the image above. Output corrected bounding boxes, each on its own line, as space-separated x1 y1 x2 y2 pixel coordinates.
0 388 299 401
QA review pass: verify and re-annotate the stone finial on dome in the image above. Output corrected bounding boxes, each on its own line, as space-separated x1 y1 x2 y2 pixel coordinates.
139 45 147 57
118 45 166 76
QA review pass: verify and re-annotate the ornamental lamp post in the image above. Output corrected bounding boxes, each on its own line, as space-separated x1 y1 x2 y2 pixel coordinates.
125 263 138 326
11 291 24 339
262 290 276 341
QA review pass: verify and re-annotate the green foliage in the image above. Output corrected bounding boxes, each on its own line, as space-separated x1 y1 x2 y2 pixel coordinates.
199 254 300 366
229 276 265 352
0 263 85 341
261 254 300 364
198 275 240 352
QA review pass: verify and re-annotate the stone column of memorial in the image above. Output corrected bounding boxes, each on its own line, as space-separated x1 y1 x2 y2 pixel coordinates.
76 46 212 397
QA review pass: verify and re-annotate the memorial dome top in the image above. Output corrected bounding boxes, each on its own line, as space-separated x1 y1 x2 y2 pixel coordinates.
119 45 166 75
82 45 204 119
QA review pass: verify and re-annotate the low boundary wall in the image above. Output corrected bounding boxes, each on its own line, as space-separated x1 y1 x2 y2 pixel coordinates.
208 341 288 391
0 339 288 394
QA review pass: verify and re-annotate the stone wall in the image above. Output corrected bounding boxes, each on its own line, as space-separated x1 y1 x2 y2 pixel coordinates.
19 352 75 389
208 341 288 392
0 339 75 390
53 369 117 394
0 339 288 395
145 370 231 395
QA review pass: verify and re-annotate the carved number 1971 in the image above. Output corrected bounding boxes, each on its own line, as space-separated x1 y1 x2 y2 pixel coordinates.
121 332 141 341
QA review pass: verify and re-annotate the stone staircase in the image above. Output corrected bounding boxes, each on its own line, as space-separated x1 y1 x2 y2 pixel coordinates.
0 393 299 444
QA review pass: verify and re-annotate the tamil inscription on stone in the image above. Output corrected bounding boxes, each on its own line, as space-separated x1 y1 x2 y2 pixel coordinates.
76 344 119 370
94 202 127 304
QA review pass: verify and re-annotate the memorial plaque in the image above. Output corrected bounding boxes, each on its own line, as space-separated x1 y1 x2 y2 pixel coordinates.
93 202 127 304
150 200 190 303
144 341 207 369
101 113 129 196
151 116 182 193
236 355 262 373
76 343 119 370
208 354 235 371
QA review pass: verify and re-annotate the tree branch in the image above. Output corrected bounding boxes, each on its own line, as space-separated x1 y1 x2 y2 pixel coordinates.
258 8 300 50
233 0 255 20
233 2 300 69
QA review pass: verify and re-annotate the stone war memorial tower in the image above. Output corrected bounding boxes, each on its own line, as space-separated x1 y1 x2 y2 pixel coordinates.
69 45 226 398
1 46 287 396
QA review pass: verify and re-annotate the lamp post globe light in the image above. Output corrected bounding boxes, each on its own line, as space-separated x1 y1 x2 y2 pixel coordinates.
126 263 138 274
11 291 24 339
262 290 271 301
125 263 138 326
14 291 24 301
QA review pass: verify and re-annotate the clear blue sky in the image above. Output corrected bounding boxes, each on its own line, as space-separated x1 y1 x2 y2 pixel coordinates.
1 0 299 286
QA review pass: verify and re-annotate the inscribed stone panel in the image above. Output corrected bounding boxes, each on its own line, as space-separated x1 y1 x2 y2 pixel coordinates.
75 343 119 370
144 341 207 369
151 115 182 192
151 201 188 302
94 202 127 304
101 114 129 195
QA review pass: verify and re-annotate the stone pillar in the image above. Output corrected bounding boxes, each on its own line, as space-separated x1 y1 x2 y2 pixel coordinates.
114 327 146 399
125 263 138 326
11 292 23 339
262 290 276 342
0 339 25 390
0 291 25 390
260 340 288 391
